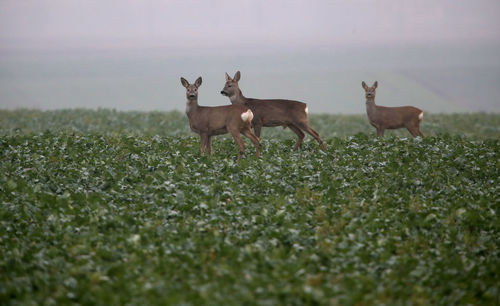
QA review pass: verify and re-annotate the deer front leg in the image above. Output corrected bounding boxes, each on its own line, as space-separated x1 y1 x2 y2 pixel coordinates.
207 136 213 155
253 123 262 138
200 133 208 155
376 128 385 137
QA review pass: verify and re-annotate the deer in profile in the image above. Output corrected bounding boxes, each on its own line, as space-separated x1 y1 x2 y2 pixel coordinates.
220 71 326 151
362 81 424 137
181 76 260 162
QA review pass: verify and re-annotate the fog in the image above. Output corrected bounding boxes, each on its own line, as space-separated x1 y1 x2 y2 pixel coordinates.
1 0 499 113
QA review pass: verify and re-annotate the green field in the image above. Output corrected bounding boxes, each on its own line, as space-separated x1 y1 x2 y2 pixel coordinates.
1 110 499 305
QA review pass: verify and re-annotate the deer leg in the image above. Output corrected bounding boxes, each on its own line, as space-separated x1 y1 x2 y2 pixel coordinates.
376 128 385 137
287 124 305 150
309 127 326 151
251 123 263 154
296 122 326 151
207 136 213 155
253 123 262 138
241 128 260 158
414 122 424 137
409 127 425 138
406 127 418 137
200 133 210 155
229 130 245 162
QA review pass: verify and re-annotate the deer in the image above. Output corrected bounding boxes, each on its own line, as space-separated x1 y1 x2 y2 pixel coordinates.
181 76 260 162
362 81 424 137
220 71 326 151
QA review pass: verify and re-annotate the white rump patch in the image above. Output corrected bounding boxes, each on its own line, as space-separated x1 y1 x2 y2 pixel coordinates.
418 112 424 121
305 106 308 114
241 109 254 123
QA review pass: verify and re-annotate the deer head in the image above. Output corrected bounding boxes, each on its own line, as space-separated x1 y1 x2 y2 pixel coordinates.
181 77 202 100
220 71 241 102
362 81 378 99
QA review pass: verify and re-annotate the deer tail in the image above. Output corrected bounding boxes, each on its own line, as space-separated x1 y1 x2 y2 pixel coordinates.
240 109 254 123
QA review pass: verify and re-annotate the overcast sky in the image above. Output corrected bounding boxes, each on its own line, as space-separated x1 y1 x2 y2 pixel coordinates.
1 0 499 112
1 0 499 54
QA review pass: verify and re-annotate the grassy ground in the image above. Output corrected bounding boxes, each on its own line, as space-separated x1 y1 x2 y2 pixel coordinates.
1 109 499 139
1 110 499 305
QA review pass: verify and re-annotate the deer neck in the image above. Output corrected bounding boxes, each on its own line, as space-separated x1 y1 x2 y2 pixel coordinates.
186 97 199 117
229 89 247 105
365 98 377 117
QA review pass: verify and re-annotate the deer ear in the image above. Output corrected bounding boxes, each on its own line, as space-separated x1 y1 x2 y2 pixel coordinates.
233 71 241 82
362 81 367 90
225 72 231 82
180 77 189 88
373 81 378 88
195 77 202 87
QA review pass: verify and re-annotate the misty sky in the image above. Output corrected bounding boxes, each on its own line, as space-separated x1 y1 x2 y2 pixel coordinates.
1 0 500 53
0 1 499 113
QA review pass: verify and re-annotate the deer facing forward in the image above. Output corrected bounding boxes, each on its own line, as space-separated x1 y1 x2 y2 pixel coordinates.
362 81 424 137
181 76 260 162
221 71 326 151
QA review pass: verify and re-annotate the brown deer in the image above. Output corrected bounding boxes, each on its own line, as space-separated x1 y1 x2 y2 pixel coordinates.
362 81 424 137
220 71 326 151
181 76 260 162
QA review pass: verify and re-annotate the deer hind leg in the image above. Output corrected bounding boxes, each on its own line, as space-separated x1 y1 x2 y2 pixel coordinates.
296 122 326 151
407 127 418 137
241 127 260 158
311 127 326 151
410 127 424 138
376 128 385 137
415 122 424 137
229 130 245 162
406 123 422 138
287 124 305 150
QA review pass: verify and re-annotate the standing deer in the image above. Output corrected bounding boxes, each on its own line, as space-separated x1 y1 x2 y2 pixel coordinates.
362 81 424 137
220 71 326 151
181 76 260 162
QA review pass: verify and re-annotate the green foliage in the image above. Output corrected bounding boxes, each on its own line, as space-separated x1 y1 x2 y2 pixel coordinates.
1 109 499 138
0 110 499 304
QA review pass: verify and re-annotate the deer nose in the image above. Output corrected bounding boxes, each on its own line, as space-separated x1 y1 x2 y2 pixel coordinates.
220 91 226 95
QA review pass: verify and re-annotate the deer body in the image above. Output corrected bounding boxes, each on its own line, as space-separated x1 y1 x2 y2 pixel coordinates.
181 77 260 162
185 103 252 136
221 71 326 151
363 81 424 137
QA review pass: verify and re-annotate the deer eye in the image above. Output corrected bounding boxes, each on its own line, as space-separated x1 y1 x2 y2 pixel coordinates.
228 84 232 87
